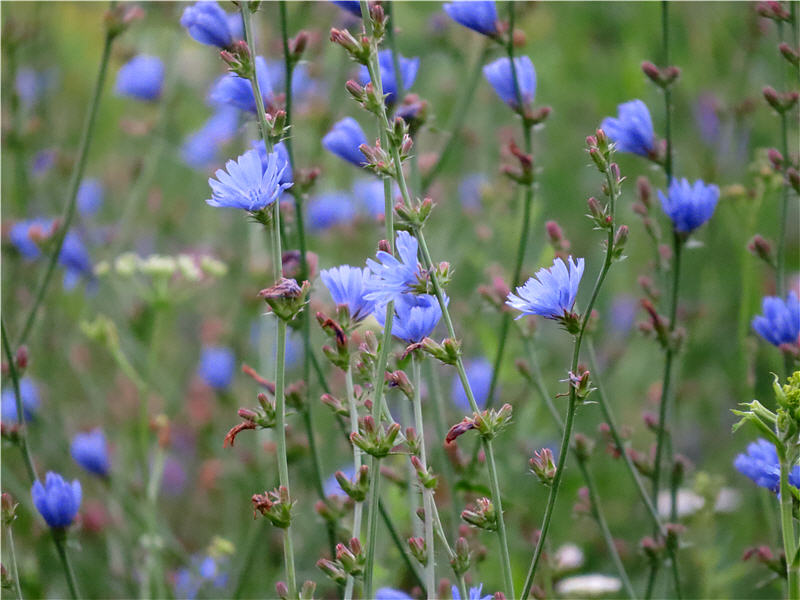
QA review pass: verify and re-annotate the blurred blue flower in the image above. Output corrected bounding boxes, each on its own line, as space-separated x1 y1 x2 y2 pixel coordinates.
198 346 236 390
9 218 54 260
752 292 800 348
443 1 498 36
30 149 56 177
693 93 721 147
321 265 377 323
15 68 47 107
1 377 40 422
114 55 164 101
658 178 719 233
227 13 243 39
71 428 110 477
507 256 585 320
31 472 81 529
734 438 800 493
331 1 362 17
181 107 239 169
452 584 492 600
353 179 387 219
208 56 274 114
459 173 488 212
290 63 323 107
451 358 493 411
376 589 413 600
375 293 445 344
253 140 293 185
483 55 536 111
77 179 104 217
161 456 188 497
323 465 354 498
307 192 357 231
365 231 421 305
207 149 292 211
59 231 94 291
174 554 228 599
322 117 368 166
600 100 655 157
608 294 637 335
358 50 419 104
180 1 234 49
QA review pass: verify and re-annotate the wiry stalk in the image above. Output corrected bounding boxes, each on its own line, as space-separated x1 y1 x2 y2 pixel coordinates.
344 366 364 600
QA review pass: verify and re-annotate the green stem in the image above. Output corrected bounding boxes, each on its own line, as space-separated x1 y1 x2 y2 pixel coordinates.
344 365 364 600
52 531 80 600
1 321 37 483
142 446 167 599
16 17 115 348
430 503 468 600
777 110 789 299
5 523 24 600
779 450 799 599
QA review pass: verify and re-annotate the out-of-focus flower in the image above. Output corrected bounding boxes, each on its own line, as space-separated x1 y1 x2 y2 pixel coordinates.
208 56 273 114
734 438 800 493
320 265 377 322
375 293 445 344
451 358 493 411
458 173 489 212
322 117 368 166
114 55 164 101
375 589 412 600
353 179 385 218
9 218 55 260
752 292 800 347
693 93 721 146
483 55 536 111
31 472 81 529
358 50 420 104
181 107 239 169
15 68 56 107
1 377 40 423
600 100 655 157
30 149 57 177
207 149 291 211
555 574 622 597
365 231 422 305
77 179 104 217
253 140 293 185
554 544 585 572
443 1 498 36
608 295 637 335
323 466 355 498
451 583 492 600
71 428 111 477
161 456 188 497
507 256 585 320
307 192 357 231
198 346 235 390
331 0 362 17
180 1 234 49
174 554 228 599
59 231 94 290
657 488 705 519
658 178 719 233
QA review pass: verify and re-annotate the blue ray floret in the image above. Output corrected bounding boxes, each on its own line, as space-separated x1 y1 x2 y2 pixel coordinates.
365 231 422 305
375 293 445 344
483 55 536 111
752 292 800 348
358 50 420 104
443 1 498 36
180 1 234 49
253 140 293 185
452 584 492 600
115 55 164 101
31 472 82 529
734 438 800 493
71 428 111 477
322 117 369 166
507 256 585 320
658 177 719 233
600 99 656 157
320 265 377 323
207 149 291 211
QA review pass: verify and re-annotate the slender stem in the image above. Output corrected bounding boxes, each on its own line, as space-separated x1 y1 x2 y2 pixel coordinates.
52 531 80 600
5 524 24 600
16 19 115 348
777 111 789 298
142 446 167 599
344 366 364 600
430 503 468 600
1 321 37 482
779 451 799 599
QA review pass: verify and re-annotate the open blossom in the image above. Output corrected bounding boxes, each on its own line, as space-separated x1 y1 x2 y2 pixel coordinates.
751 292 800 347
358 50 420 104
180 1 234 49
734 438 800 493
31 472 82 529
322 117 368 166
658 178 719 233
253 140 293 185
320 265 377 322
1 377 40 423
451 584 492 600
483 55 536 111
364 231 422 305
71 428 111 477
198 346 236 390
443 1 498 36
600 99 655 157
452 358 493 411
507 256 585 320
208 56 274 114
207 149 291 211
114 55 164 101
375 293 445 344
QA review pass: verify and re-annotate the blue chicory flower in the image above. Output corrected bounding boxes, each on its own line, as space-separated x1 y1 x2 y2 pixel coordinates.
506 256 585 320
30 149 57 177
323 465 355 498
59 231 94 291
443 1 498 36
71 428 111 477
365 231 422 305
600 99 656 157
77 179 104 217
31 472 82 529
375 293 445 344
452 358 493 411
358 50 419 105
208 56 274 114
752 292 800 348
375 589 413 600
180 1 234 49
658 178 719 233
322 117 369 167
459 173 489 212
734 438 800 493
483 55 536 111
307 192 357 231
331 1 363 17
198 346 236 390
353 179 387 219
174 554 228 599
207 149 292 211
253 140 293 186
452 584 492 600
1 377 40 423
114 55 164 101
9 218 55 260
15 68 46 107
320 265 377 322
181 107 240 169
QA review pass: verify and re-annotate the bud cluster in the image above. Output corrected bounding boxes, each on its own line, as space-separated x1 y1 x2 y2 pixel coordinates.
445 404 513 443
350 415 403 458
461 497 497 531
252 486 294 528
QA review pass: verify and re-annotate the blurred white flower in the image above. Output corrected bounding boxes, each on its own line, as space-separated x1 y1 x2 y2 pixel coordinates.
556 574 622 597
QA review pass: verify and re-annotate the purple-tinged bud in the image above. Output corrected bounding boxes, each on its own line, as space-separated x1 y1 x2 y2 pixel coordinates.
641 60 661 83
14 345 28 371
748 234 776 267
346 79 365 100
573 433 595 460
238 408 258 422
637 176 652 208
640 536 665 561
408 536 427 564
530 448 556 485
317 558 347 584
767 148 784 170
451 536 471 575
289 31 309 60
276 581 289 600
788 168 800 194
763 86 799 113
642 411 659 432
779 42 799 66
756 1 791 21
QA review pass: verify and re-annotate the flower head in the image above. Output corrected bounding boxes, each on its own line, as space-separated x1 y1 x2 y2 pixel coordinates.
365 231 422 305
507 256 585 320
308 193 357 231
375 293 445 344
451 584 492 600
375 589 413 600
443 1 498 36
658 178 719 233
9 218 55 260
115 55 164 101
208 56 274 114
734 438 800 493
452 358 494 411
1 377 40 423
483 55 536 111
600 99 655 157
181 107 239 169
253 140 293 186
322 117 368 166
358 50 420 104
198 346 236 390
320 265 377 323
207 149 292 212
180 1 235 49
752 292 800 348
31 472 82 529
59 231 94 290
77 179 104 217
71 428 111 477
